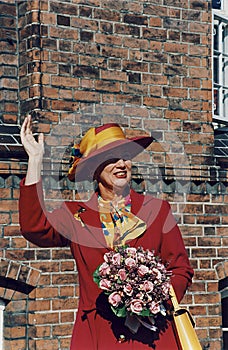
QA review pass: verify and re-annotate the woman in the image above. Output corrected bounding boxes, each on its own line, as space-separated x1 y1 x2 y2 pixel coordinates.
19 116 193 349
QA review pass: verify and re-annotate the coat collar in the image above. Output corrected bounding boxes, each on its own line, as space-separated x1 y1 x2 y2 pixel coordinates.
66 189 154 248
75 189 154 230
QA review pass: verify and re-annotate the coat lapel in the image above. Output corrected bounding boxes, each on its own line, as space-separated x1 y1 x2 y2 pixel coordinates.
72 193 108 248
130 189 160 247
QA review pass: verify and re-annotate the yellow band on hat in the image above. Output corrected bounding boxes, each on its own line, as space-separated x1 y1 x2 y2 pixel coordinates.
80 127 96 157
80 125 126 157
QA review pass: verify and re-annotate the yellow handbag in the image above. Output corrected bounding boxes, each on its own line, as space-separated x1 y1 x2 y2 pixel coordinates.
170 286 202 350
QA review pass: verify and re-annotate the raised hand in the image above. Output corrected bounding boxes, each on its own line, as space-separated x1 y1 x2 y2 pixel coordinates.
20 115 44 185
20 115 44 160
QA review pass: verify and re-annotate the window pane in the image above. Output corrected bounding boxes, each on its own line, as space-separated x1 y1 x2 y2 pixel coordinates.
214 89 219 115
223 55 228 86
224 89 228 116
222 24 228 52
213 15 228 122
214 56 219 83
212 0 222 10
223 25 228 87
214 24 219 51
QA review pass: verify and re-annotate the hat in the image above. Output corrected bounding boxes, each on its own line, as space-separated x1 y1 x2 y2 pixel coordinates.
68 123 154 182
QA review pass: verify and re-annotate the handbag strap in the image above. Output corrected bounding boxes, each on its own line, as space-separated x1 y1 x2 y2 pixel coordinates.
169 285 180 312
169 286 195 328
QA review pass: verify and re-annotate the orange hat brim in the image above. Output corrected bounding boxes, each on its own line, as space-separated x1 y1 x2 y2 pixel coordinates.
68 136 153 182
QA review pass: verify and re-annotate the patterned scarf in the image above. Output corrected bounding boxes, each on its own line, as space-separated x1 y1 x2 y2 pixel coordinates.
98 195 146 248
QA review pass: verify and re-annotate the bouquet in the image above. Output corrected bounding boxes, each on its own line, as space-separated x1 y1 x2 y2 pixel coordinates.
93 246 172 333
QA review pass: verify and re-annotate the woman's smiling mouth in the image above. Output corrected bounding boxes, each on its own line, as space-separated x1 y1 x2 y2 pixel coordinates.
113 171 127 178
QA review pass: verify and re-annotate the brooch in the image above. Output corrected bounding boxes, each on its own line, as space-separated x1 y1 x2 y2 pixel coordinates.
73 207 86 227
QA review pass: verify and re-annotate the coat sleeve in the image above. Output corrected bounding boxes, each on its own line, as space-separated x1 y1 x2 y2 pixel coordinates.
160 201 194 303
19 179 70 248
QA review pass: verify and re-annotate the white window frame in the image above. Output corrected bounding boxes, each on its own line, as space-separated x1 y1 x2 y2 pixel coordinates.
212 4 228 124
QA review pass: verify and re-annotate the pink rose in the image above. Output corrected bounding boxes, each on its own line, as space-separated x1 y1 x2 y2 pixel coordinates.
99 279 112 291
152 268 162 280
149 301 160 314
125 257 136 269
99 262 111 277
146 250 155 260
118 268 127 281
104 252 112 263
142 280 154 293
112 253 121 266
137 252 145 263
108 292 122 307
157 262 165 271
130 299 144 314
136 291 144 299
138 264 149 277
126 247 137 257
161 282 170 295
123 283 133 296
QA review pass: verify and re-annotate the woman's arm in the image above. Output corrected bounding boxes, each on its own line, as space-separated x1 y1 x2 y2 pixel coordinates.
19 115 70 248
19 179 70 247
20 115 44 185
160 202 194 303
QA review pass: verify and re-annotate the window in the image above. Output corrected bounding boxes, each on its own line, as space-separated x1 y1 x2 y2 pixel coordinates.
212 12 228 123
212 0 222 10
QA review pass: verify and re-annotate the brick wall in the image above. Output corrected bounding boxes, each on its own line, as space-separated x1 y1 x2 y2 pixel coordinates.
0 0 19 124
0 0 227 349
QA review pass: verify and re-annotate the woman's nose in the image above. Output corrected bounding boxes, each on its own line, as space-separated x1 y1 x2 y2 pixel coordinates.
116 159 125 167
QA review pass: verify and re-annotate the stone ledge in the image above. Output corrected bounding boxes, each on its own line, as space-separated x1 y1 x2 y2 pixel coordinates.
0 258 41 304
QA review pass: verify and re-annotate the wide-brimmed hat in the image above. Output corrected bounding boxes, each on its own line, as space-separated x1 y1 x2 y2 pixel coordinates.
68 123 154 182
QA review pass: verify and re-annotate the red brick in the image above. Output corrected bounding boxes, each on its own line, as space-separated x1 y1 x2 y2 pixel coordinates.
11 238 27 249
52 273 77 285
101 70 128 82
193 316 221 327
102 45 128 59
4 340 27 350
142 73 168 85
53 324 72 336
0 200 18 212
60 286 75 297
28 300 51 312
189 305 207 316
51 76 79 88
143 4 168 17
52 297 78 311
59 337 72 350
207 282 219 293
122 83 148 95
95 80 121 92
60 261 75 271
95 33 122 46
4 326 26 339
33 339 59 350
124 38 149 50
144 96 168 108
74 90 100 102
60 311 75 323
194 270 217 281
50 27 78 40
29 325 51 338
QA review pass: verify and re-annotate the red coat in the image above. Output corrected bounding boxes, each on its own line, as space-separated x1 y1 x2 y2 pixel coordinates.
19 180 193 350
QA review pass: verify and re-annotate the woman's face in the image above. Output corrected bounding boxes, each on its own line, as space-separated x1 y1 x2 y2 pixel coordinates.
97 158 132 197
